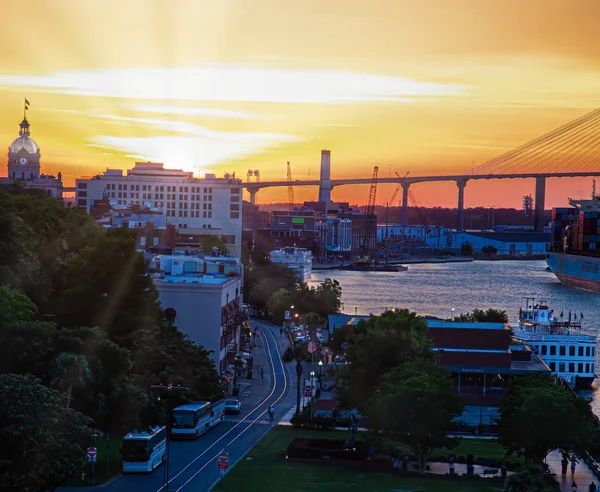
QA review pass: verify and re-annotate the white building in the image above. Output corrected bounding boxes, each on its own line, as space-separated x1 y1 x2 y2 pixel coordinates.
269 246 313 282
434 231 550 255
75 162 243 256
1 109 63 198
150 254 243 373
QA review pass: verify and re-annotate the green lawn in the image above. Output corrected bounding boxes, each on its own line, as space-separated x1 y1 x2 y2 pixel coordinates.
214 427 505 492
65 436 122 487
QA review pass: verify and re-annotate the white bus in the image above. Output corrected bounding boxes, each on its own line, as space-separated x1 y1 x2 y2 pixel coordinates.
122 426 166 473
171 400 226 439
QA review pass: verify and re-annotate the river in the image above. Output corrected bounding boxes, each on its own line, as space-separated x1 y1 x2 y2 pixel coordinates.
311 260 600 408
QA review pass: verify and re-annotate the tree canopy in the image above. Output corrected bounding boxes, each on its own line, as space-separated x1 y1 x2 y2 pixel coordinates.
366 359 463 471
336 309 432 411
496 374 596 464
453 308 509 323
0 374 98 491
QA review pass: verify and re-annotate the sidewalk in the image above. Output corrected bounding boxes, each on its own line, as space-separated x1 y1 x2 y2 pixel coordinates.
546 450 599 491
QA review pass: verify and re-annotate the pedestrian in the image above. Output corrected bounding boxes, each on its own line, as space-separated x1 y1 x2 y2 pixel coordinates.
268 405 275 422
562 456 569 476
572 482 577 492
589 482 597 492
572 458 578 474
260 367 264 380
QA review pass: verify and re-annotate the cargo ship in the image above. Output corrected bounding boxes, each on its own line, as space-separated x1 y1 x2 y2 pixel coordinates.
546 192 600 294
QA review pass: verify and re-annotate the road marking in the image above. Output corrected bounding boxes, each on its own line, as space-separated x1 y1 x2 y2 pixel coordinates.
155 323 288 492
175 324 289 491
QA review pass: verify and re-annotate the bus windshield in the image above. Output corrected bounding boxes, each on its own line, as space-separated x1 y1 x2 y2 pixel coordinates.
172 410 196 428
122 439 150 462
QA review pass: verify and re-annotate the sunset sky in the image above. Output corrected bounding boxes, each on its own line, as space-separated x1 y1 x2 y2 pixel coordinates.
1 0 600 207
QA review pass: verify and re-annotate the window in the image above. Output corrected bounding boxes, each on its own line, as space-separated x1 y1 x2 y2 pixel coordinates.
586 347 591 357
77 199 87 206
558 362 565 372
586 363 590 373
230 211 240 219
231 195 240 202
231 187 240 194
559 346 566 356
568 363 575 373
550 346 556 356
541 345 547 356
77 182 87 189
569 346 575 357
140 237 146 247
593 347 596 357
579 347 584 356
78 190 87 197
578 363 583 373
549 362 556 371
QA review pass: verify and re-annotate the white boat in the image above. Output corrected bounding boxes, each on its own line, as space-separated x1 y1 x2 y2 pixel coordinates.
512 298 597 388
269 246 313 282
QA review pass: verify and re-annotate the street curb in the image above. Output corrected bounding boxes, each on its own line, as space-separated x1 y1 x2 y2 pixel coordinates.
56 471 124 491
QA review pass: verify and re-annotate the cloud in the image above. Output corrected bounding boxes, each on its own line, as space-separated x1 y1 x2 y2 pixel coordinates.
76 111 300 168
129 104 263 120
0 64 465 104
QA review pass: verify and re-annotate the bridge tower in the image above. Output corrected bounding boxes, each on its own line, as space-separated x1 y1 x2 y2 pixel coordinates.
318 150 331 203
533 176 546 232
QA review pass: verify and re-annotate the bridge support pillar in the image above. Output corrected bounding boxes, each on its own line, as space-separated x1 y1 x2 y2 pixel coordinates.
318 150 332 203
248 189 258 205
401 183 410 228
456 179 468 231
534 176 546 232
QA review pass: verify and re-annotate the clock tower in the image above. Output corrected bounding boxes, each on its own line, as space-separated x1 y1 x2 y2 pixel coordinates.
8 113 41 181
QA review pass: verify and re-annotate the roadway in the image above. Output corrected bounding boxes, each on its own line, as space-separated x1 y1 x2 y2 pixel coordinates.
69 321 291 492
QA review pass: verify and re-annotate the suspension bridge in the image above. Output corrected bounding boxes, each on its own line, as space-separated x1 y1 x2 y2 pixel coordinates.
245 108 600 232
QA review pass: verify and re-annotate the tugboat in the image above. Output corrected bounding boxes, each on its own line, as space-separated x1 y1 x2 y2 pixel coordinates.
512 298 597 389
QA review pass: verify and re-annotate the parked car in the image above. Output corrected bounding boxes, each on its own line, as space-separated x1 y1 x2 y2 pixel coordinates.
224 399 242 414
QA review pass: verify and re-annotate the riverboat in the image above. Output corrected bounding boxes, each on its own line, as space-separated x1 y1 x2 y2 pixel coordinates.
511 298 597 389
269 246 313 282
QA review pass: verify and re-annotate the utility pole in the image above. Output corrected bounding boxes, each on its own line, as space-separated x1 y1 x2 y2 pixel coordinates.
151 383 189 492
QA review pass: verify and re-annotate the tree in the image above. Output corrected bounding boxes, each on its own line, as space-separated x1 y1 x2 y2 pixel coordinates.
496 374 596 464
454 308 509 323
460 242 474 256
502 465 559 492
0 374 97 491
282 343 310 415
337 309 433 411
267 288 294 324
312 278 343 317
198 235 228 254
482 244 498 256
53 228 162 347
244 260 297 312
0 284 37 325
366 359 463 472
52 352 91 409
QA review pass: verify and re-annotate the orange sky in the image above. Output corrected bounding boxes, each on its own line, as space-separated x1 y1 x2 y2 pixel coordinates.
1 0 600 207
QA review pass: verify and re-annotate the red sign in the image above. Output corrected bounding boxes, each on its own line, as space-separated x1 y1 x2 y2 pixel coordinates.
87 447 97 458
304 388 312 397
217 451 229 470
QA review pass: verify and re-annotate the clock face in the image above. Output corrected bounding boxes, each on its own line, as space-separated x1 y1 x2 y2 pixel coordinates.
19 158 27 165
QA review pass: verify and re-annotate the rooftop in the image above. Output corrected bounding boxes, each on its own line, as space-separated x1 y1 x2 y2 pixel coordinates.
152 273 233 285
426 320 507 330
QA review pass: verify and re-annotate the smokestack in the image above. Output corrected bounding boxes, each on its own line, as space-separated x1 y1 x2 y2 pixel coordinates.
318 150 331 203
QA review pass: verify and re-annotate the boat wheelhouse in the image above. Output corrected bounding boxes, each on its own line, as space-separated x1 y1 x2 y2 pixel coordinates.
512 298 597 388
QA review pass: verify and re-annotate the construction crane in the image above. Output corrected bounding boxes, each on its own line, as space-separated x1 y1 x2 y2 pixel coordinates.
357 166 379 263
286 161 295 211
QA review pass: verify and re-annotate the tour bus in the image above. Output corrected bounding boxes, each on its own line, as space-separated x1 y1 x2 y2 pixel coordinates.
171 399 226 439
122 426 166 473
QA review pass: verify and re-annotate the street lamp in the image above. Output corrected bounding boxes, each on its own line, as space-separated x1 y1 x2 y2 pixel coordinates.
309 371 316 421
318 360 323 378
451 308 455 321
151 383 189 492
